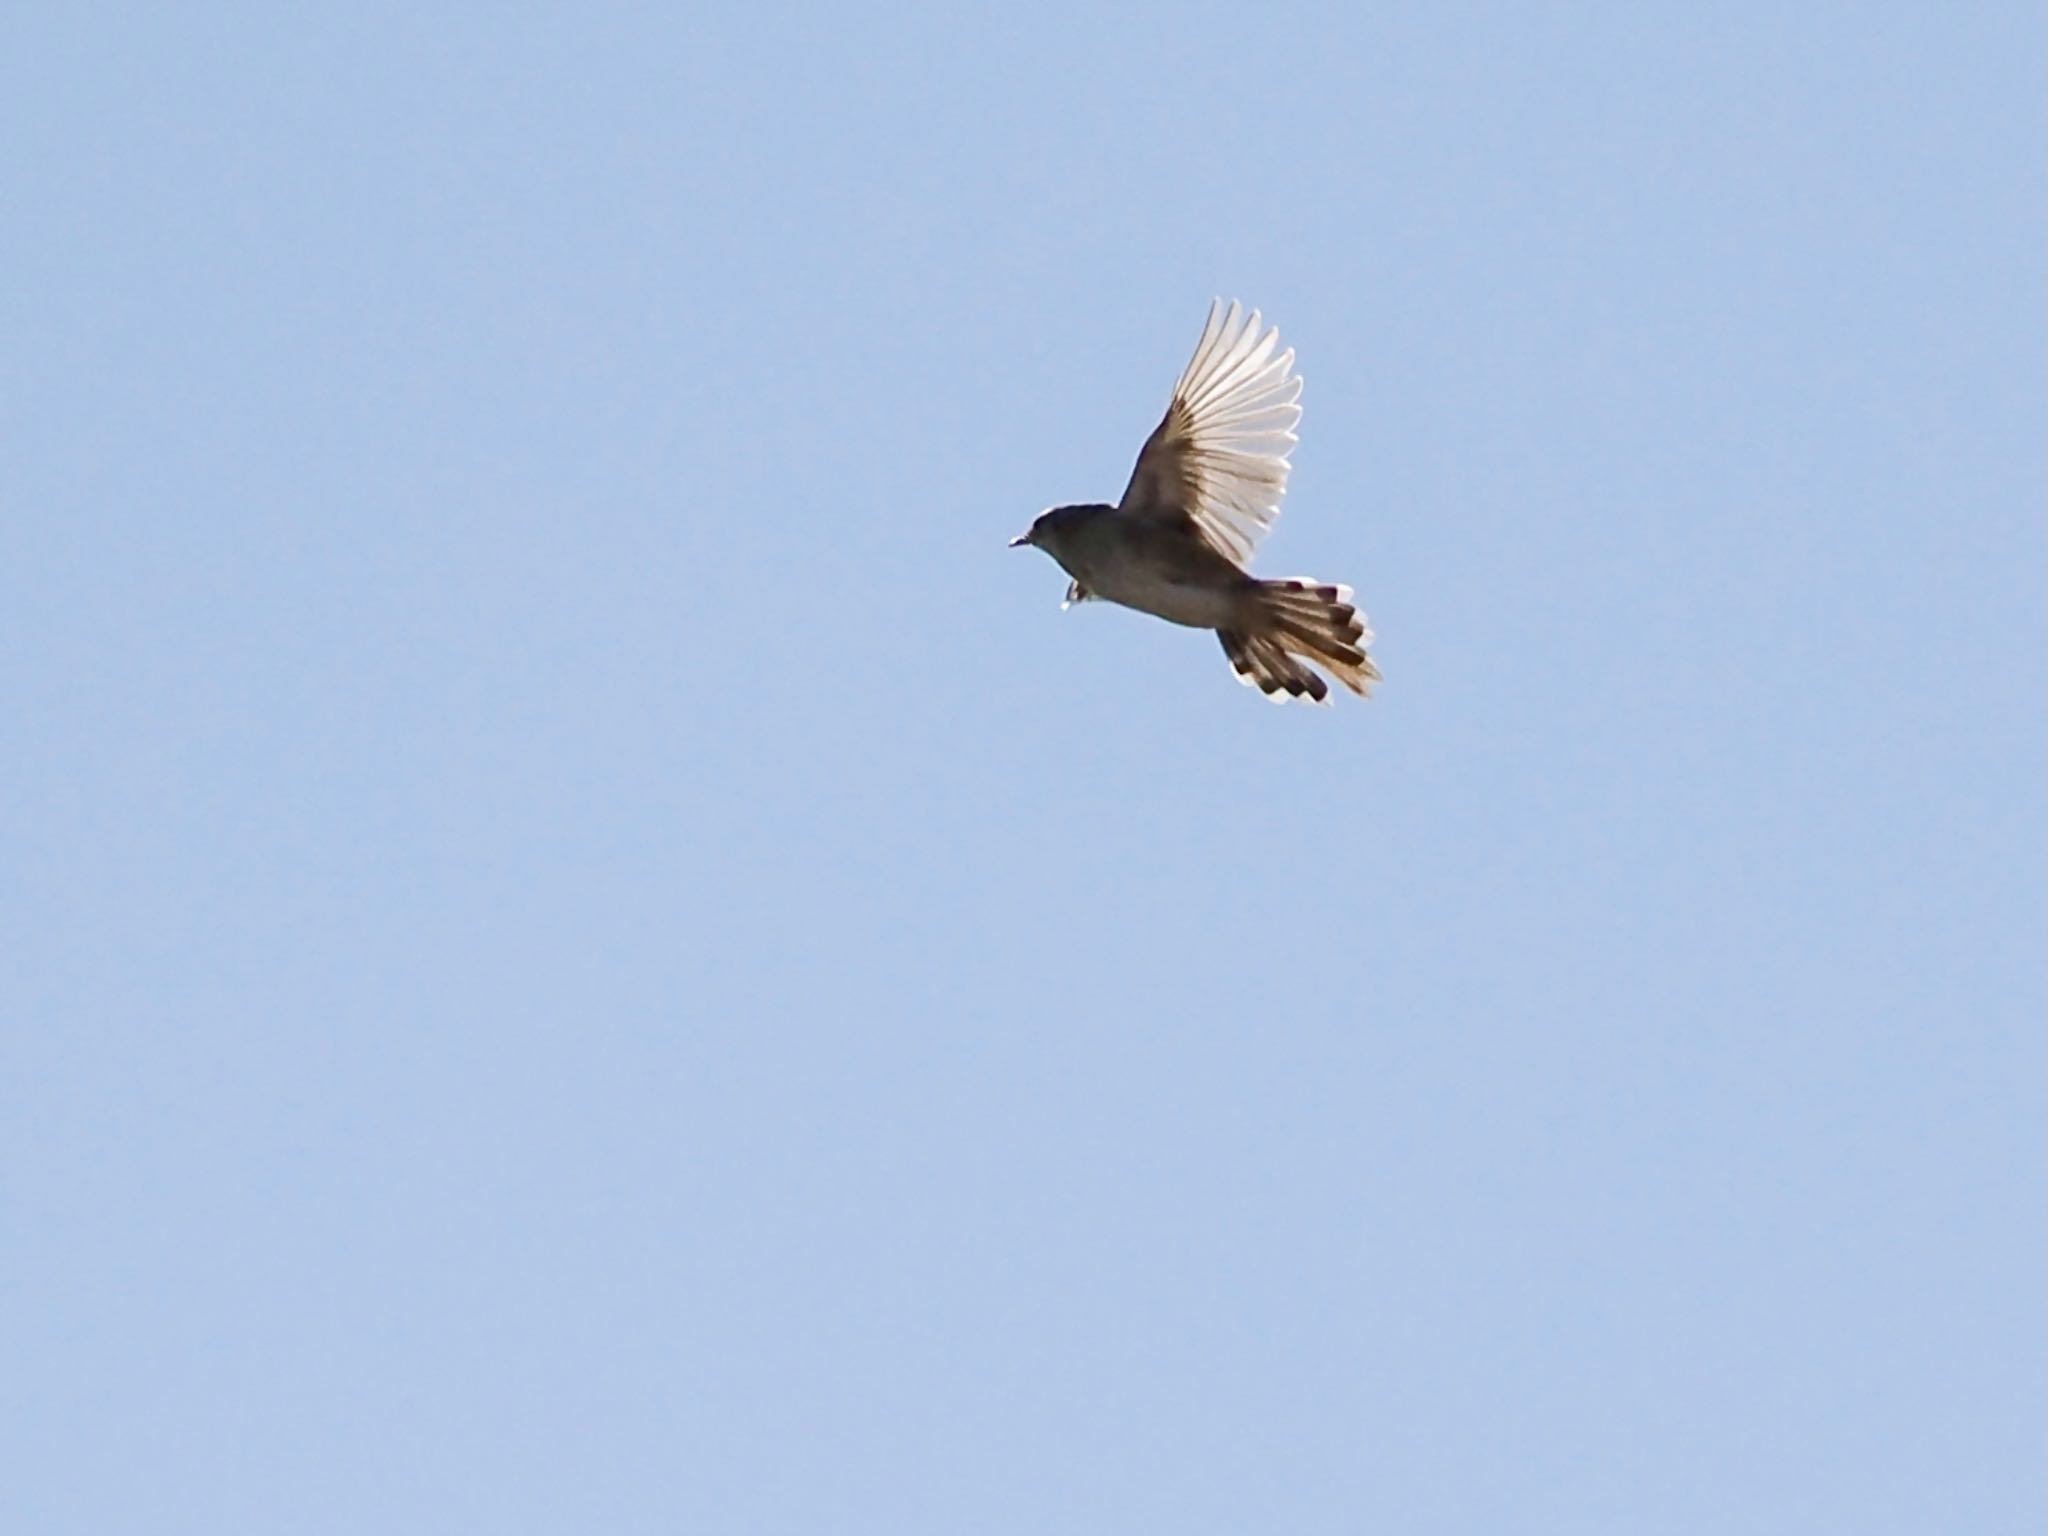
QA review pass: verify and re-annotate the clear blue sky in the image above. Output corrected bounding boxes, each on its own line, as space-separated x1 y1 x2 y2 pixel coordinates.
4 5 2041 1531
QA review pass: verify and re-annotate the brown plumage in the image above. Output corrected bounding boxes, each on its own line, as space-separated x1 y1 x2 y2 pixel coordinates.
1223 579 1380 702
1011 301 1379 705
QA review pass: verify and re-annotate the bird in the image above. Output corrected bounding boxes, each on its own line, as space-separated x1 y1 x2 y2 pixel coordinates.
1010 300 1379 705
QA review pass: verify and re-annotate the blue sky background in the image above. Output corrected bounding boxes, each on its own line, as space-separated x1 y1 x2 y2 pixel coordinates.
4 5 2042 1531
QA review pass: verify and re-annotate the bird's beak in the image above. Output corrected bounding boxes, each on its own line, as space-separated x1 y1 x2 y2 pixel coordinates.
1007 532 1032 548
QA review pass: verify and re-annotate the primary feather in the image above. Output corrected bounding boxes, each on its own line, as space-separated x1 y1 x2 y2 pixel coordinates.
1116 300 1303 567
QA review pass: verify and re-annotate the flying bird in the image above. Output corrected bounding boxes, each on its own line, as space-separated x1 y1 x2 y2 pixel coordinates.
1011 300 1379 704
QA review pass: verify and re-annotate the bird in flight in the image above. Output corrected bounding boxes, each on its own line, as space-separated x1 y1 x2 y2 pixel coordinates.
1011 300 1379 704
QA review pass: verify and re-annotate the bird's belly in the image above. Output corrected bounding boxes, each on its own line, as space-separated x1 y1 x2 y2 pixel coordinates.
1085 566 1240 629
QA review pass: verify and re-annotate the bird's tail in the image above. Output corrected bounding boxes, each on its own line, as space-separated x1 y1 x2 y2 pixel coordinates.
1219 579 1380 704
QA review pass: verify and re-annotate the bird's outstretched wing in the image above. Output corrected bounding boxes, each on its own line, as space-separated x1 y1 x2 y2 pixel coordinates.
1116 300 1302 567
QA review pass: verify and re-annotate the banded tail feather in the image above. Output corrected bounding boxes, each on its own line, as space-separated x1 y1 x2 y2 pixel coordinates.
1220 578 1380 705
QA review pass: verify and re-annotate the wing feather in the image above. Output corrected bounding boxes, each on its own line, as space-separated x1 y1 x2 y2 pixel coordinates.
1117 300 1302 566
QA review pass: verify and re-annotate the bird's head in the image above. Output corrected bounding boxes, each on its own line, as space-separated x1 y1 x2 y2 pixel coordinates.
1006 506 1053 550
1007 503 1097 561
